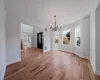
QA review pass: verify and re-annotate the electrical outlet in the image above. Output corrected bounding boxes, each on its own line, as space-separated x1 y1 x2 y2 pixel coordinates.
45 28 47 32
45 47 47 50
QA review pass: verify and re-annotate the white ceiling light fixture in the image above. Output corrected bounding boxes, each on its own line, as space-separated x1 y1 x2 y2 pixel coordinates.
50 15 61 31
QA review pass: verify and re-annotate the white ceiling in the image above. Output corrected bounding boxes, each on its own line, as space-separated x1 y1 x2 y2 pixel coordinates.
5 0 99 27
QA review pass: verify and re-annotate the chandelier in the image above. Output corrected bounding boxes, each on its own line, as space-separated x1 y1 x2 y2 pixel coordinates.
50 15 61 31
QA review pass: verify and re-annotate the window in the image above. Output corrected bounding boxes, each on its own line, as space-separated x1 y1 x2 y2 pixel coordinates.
55 31 59 44
75 26 81 47
62 30 70 45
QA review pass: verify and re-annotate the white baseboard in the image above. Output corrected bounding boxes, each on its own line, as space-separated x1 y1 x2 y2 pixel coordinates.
51 49 59 51
0 65 6 80
75 53 89 60
95 71 100 76
90 59 96 73
81 55 90 59
51 47 59 51
52 50 89 60
6 58 21 66
43 49 51 52
43 50 47 52
75 53 83 58
89 59 100 76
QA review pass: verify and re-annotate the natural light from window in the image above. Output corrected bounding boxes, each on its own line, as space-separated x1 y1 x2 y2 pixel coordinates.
75 26 81 47
62 30 70 45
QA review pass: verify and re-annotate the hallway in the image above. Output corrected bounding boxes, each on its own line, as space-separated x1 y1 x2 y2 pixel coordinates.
4 48 100 80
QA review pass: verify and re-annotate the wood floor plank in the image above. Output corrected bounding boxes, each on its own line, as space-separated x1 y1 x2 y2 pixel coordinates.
4 48 100 80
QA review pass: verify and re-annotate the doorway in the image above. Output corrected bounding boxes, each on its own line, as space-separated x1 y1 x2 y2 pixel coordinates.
21 33 32 48
20 23 33 51
37 32 43 49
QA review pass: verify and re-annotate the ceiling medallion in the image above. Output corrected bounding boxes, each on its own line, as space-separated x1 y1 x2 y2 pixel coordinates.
50 15 61 31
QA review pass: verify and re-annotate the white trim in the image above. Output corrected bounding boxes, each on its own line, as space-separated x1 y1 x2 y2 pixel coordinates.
92 65 96 73
21 50 23 51
90 58 96 73
51 49 59 51
43 50 48 52
6 58 21 66
82 55 90 59
20 22 45 29
75 53 89 59
0 65 6 80
75 53 83 58
43 48 59 52
52 49 89 60
43 49 51 52
95 71 100 76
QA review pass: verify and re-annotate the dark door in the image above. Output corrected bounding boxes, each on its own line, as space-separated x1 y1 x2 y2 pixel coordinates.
37 32 43 49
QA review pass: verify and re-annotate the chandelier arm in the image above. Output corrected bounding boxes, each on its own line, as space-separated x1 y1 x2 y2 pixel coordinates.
50 15 61 31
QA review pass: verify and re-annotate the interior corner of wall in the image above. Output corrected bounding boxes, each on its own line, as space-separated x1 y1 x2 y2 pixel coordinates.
90 58 96 74
95 70 100 76
51 47 59 51
6 58 21 66
43 48 51 53
75 52 83 58
82 54 90 59
43 50 48 53
0 65 6 80
43 50 47 53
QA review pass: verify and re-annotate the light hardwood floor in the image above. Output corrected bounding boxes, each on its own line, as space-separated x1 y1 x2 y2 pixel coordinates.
4 48 100 80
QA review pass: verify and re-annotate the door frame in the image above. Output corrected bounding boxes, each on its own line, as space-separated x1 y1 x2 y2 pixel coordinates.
37 32 43 49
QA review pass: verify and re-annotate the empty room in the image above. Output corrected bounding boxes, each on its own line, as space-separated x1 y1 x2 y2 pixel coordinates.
0 0 100 80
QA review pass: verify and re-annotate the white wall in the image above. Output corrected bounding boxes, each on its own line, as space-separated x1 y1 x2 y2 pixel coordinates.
82 16 90 58
90 3 100 76
95 3 100 75
90 11 96 74
0 0 6 80
6 14 21 65
51 16 90 58
5 0 21 65
44 28 51 52
21 24 33 33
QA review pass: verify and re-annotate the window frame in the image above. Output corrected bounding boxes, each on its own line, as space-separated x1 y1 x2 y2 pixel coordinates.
55 31 59 44
75 25 81 47
62 29 71 45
